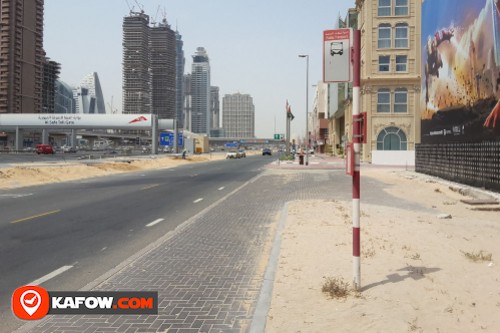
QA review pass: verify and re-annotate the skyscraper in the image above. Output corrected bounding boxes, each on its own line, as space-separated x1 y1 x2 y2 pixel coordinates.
222 93 255 138
54 80 74 114
42 57 61 113
191 47 211 135
211 86 220 130
122 11 151 115
175 30 185 128
150 18 176 119
80 72 106 114
183 73 192 132
0 0 44 114
72 87 94 114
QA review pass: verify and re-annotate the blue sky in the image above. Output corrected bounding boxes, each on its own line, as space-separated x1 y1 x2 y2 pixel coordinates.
44 0 356 138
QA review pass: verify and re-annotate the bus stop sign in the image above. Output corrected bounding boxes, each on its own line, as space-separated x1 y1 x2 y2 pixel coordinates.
323 29 352 83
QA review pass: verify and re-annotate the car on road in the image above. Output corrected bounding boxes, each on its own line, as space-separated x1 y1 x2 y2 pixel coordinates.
262 148 272 156
35 144 55 155
226 150 239 159
61 145 77 153
238 149 246 158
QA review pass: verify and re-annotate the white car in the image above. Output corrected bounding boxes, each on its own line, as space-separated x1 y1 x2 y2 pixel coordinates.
226 150 239 159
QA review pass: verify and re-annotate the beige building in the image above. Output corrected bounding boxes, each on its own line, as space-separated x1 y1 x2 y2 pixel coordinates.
356 0 421 163
0 0 44 114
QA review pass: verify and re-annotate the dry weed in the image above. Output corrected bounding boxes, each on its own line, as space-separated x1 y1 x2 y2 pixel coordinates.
322 276 351 299
461 250 492 262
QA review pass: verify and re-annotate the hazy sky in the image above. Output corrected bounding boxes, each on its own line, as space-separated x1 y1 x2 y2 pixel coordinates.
44 0 355 138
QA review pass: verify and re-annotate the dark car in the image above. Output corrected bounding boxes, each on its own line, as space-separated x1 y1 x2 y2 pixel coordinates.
262 148 272 156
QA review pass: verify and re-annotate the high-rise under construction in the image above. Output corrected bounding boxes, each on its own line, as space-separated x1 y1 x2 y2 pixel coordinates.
122 11 151 115
122 10 177 119
150 18 176 119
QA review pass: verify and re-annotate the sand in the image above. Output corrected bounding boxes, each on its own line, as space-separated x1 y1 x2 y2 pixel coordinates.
0 154 226 189
265 169 500 333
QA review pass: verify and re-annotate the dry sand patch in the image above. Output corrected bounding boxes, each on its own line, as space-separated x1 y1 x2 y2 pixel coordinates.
266 170 500 333
0 153 226 189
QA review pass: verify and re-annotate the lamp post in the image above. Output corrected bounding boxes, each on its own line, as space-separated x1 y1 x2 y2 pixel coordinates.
298 54 309 166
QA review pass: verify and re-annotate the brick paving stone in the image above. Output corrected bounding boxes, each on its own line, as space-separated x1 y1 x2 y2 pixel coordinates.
22 170 345 332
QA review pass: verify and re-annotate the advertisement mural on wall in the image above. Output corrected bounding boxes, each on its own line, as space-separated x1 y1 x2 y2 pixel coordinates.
421 0 500 143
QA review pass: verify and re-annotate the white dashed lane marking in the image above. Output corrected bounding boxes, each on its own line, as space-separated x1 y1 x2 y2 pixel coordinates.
28 265 74 286
146 218 165 227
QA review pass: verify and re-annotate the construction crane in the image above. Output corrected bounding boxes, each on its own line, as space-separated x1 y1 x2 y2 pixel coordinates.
151 5 161 27
125 0 134 13
134 0 144 13
107 96 118 114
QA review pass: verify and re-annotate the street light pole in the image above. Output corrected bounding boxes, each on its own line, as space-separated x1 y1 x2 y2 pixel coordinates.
299 54 309 166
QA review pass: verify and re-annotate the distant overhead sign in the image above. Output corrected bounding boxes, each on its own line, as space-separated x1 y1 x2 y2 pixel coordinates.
0 114 174 130
323 29 352 83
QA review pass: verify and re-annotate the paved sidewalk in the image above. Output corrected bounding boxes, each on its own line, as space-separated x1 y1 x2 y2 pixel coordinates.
17 168 350 333
267 153 346 170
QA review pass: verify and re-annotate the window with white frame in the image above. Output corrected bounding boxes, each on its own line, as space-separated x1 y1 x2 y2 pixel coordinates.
378 24 391 49
377 88 391 113
395 55 407 72
394 88 408 113
379 55 390 72
395 23 409 48
378 0 391 16
395 0 409 16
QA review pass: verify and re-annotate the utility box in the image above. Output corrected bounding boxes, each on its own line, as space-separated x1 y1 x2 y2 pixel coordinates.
184 138 195 154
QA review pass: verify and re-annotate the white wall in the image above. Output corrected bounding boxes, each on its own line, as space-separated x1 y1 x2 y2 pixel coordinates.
371 150 415 166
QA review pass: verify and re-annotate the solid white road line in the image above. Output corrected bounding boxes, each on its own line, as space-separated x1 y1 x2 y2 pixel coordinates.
146 218 165 227
28 265 73 286
193 198 203 203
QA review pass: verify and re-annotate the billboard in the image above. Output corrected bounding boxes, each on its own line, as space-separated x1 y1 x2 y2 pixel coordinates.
421 0 500 143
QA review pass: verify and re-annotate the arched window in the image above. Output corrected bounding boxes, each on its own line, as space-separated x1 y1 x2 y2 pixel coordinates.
378 24 391 48
376 126 407 150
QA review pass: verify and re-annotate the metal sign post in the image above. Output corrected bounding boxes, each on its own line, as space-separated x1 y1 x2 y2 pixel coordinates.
351 30 362 290
324 28 362 290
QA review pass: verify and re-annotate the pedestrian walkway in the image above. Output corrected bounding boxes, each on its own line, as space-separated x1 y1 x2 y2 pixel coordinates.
18 169 349 333
267 153 346 170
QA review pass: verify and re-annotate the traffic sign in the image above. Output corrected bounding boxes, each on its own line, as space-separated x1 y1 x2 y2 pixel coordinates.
323 29 352 83
225 142 238 148
160 132 183 146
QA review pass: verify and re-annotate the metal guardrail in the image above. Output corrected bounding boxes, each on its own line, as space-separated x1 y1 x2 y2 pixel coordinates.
416 142 500 192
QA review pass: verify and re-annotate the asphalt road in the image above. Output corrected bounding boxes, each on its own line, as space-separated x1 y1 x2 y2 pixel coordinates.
0 154 273 332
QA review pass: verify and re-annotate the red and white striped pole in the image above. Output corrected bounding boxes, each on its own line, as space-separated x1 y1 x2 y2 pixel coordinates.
352 29 361 290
